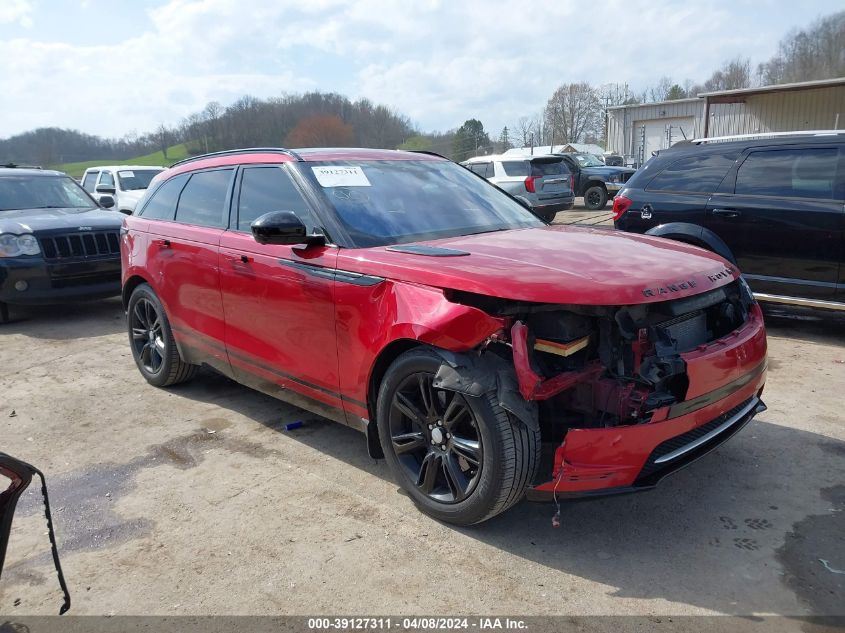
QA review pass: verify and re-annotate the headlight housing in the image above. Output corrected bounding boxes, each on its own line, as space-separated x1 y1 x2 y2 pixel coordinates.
0 233 42 257
607 174 621 183
738 275 756 304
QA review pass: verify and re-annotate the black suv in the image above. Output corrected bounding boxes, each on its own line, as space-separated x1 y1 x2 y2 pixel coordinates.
0 167 124 322
613 132 845 310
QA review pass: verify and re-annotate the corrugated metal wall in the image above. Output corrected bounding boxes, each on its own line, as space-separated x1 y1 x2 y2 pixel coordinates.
708 86 845 136
607 100 703 162
607 85 845 163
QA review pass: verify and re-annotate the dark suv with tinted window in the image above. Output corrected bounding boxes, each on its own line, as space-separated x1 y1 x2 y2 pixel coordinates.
613 132 845 311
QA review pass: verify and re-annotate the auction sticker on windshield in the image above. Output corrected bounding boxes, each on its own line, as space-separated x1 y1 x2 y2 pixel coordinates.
312 166 371 187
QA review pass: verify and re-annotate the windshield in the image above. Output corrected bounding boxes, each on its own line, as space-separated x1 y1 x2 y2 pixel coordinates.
571 153 604 167
0 175 96 211
117 169 164 191
299 160 543 247
531 159 567 176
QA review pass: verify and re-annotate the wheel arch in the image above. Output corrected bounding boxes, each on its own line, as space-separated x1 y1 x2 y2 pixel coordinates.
365 338 425 458
645 222 737 265
122 273 154 310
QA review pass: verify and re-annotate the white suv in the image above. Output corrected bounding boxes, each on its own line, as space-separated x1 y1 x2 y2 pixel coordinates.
80 165 165 214
461 154 574 222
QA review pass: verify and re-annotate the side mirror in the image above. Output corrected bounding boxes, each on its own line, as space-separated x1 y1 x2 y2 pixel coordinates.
251 211 325 246
95 185 116 195
99 195 115 209
0 452 70 614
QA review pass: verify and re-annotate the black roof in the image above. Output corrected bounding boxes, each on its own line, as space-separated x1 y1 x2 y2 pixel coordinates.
0 167 65 177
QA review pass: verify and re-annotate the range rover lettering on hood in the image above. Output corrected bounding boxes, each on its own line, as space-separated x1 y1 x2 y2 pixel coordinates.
642 266 735 298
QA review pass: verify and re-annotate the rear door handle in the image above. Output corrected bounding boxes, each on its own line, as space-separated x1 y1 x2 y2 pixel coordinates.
223 253 250 264
712 208 741 218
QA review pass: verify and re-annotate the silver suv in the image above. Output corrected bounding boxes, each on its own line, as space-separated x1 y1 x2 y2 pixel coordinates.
462 154 574 222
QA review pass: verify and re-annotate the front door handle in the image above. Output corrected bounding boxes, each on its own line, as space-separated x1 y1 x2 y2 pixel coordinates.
712 208 741 218
222 253 251 264
153 238 171 248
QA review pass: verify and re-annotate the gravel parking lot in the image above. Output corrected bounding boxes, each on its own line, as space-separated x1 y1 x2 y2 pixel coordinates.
1 297 843 618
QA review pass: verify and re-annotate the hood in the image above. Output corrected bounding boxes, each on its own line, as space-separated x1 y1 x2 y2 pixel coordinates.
336 226 738 306
0 207 124 234
581 165 636 177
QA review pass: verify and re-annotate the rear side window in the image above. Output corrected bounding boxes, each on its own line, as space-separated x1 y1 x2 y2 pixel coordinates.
646 152 737 193
81 171 99 192
175 169 233 228
734 148 839 200
501 161 528 177
237 166 313 232
138 173 188 220
99 171 114 187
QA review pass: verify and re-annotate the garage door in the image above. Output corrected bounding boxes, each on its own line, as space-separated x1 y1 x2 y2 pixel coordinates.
634 117 696 164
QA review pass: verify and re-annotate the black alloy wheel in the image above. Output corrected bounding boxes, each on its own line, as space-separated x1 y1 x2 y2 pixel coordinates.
388 372 483 503
583 185 608 211
130 297 165 374
377 348 540 525
126 283 197 387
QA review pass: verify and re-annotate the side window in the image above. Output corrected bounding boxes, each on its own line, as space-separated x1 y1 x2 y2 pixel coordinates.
646 152 737 193
237 166 313 232
174 169 233 228
99 171 114 187
138 173 189 220
501 161 528 177
735 148 839 200
81 171 99 192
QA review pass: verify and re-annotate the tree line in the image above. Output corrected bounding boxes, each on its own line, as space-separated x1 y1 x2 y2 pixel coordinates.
0 91 415 166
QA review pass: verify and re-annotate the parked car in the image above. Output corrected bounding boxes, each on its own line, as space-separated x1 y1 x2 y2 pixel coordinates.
80 165 165 215
461 154 574 222
613 131 845 311
122 147 767 525
555 152 636 210
0 167 123 322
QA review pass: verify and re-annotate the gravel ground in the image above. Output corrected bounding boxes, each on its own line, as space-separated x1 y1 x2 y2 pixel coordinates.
0 296 843 618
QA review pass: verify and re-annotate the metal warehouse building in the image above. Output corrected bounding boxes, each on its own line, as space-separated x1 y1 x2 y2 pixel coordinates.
606 77 845 166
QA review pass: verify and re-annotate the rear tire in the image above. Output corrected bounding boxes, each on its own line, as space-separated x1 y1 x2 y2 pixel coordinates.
583 185 608 210
127 284 197 387
377 348 540 525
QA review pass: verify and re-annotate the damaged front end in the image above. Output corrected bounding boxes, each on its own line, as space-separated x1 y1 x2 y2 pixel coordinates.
437 278 767 498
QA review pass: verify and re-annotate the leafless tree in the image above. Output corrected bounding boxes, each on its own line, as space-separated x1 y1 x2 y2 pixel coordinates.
543 82 601 145
154 124 172 159
758 10 844 85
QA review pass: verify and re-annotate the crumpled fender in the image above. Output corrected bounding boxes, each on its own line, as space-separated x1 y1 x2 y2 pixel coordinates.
430 348 539 430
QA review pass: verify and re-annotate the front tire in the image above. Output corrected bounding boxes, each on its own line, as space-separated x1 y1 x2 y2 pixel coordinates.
127 284 197 387
376 348 539 525
583 185 608 210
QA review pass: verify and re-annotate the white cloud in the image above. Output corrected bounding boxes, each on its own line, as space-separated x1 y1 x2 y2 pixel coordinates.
0 0 33 27
0 0 839 139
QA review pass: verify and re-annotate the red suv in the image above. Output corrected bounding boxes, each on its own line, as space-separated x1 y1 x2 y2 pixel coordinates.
121 148 767 525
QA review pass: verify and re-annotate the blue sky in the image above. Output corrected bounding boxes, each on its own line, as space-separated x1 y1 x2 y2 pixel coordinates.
0 0 841 140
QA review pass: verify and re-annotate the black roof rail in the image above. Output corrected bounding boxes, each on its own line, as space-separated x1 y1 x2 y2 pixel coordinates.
168 147 302 169
408 150 450 160
2 162 43 169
